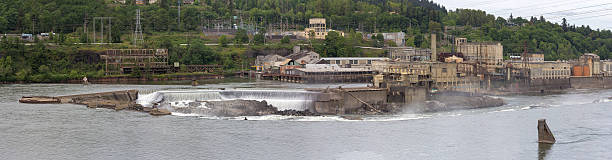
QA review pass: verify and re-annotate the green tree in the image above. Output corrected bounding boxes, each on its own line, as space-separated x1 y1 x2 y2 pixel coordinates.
0 56 14 80
596 46 610 60
234 29 249 44
281 36 290 44
254 33 265 45
218 35 229 47
324 31 346 57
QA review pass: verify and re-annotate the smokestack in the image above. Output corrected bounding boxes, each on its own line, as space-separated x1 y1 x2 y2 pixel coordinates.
431 33 437 62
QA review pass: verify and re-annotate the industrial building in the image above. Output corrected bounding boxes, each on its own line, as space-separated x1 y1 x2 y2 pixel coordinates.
386 47 432 61
366 32 406 47
280 64 374 83
102 49 170 75
305 18 327 39
320 57 390 69
301 18 344 39
505 61 572 80
572 53 601 77
455 38 504 66
102 49 220 75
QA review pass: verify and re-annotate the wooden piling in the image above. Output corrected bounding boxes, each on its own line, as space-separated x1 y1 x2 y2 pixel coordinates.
538 119 556 144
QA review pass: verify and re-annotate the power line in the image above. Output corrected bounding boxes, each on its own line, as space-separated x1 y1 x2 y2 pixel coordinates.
529 2 612 17
566 12 612 22
547 8 612 20
492 0 584 16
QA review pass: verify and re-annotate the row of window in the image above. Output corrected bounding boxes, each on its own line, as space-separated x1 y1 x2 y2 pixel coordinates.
331 60 373 65
533 70 570 78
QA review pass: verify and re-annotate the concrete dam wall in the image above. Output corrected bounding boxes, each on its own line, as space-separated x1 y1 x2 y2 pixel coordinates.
570 77 612 89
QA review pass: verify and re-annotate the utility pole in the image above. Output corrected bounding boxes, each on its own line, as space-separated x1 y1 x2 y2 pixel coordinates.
108 18 112 43
84 15 88 43
101 17 104 43
178 0 181 30
93 17 113 44
93 18 96 43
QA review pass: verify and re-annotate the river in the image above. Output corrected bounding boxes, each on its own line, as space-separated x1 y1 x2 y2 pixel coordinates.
1 81 611 160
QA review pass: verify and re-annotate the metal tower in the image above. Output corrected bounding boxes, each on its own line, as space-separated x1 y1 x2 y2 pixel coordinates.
133 9 144 46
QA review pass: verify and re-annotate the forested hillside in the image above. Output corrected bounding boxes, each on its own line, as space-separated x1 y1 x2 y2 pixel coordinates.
1 0 612 82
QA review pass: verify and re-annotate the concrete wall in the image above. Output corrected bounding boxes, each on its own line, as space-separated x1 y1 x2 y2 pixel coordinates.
494 78 571 92
312 89 387 115
570 77 612 89
341 90 387 114
388 86 427 104
58 90 139 103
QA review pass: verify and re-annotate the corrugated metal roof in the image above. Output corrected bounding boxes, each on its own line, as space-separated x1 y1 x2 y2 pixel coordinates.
321 57 389 61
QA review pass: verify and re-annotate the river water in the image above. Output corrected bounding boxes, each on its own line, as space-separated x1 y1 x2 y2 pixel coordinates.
1 81 611 160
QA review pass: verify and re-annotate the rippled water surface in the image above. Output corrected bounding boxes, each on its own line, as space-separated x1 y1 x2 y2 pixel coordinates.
1 82 611 160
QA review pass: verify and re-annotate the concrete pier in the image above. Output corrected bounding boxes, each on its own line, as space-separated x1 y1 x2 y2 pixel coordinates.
21 90 142 111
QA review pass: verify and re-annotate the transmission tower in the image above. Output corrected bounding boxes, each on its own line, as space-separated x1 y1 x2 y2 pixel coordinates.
133 9 144 46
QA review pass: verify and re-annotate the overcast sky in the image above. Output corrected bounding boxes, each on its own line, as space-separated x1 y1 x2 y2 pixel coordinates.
432 0 612 30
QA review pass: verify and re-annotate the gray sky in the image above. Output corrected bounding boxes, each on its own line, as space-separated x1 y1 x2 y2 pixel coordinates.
432 0 612 30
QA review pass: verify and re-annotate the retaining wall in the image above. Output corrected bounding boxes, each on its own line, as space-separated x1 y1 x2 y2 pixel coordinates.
570 77 612 89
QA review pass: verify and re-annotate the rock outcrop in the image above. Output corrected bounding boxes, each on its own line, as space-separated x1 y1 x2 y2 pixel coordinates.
420 94 505 112
171 100 278 117
275 110 320 116
150 108 172 116
341 115 364 120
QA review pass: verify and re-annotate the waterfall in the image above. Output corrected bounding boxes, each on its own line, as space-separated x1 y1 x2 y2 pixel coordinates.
219 90 320 111
137 89 320 111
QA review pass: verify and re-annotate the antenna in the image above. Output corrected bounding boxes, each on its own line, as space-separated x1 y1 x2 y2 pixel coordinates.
133 9 144 46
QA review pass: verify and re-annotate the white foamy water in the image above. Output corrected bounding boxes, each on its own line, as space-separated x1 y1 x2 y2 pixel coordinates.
137 89 320 112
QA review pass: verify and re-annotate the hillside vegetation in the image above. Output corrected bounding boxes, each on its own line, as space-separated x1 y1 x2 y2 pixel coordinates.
1 0 611 82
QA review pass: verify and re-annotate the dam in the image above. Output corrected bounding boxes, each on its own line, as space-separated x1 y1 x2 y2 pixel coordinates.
138 89 321 111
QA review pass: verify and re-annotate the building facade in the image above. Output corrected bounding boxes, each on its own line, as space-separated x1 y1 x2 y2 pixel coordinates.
386 47 431 61
456 42 504 66
601 61 612 76
321 57 389 69
367 32 406 47
507 61 572 79
305 18 327 39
